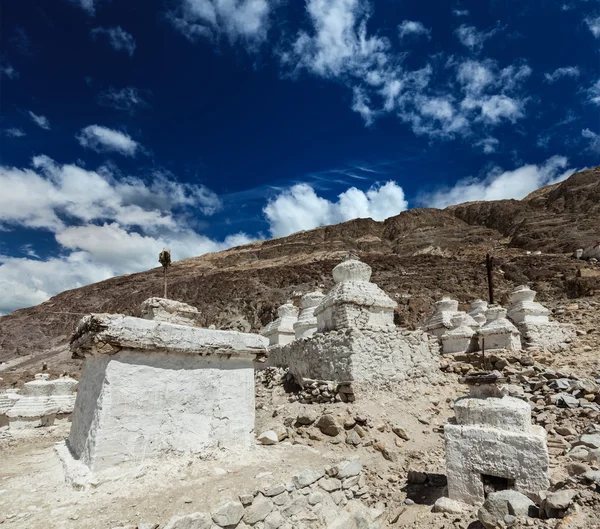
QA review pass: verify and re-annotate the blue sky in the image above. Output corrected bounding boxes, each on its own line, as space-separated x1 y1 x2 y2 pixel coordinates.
0 0 599 314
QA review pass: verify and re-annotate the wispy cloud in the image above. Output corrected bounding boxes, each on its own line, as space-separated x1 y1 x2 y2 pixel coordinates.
91 27 136 56
455 24 500 52
169 0 272 48
398 20 431 40
544 66 580 83
4 128 26 138
475 137 500 154
0 63 18 80
582 128 600 152
76 125 140 156
587 79 600 106
97 86 150 112
585 16 600 38
28 111 51 130
69 0 99 15
453 9 469 17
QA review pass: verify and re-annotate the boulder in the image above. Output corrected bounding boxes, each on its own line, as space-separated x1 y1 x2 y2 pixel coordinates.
432 497 465 514
164 512 212 529
257 431 279 445
477 490 537 529
316 414 341 436
211 501 244 528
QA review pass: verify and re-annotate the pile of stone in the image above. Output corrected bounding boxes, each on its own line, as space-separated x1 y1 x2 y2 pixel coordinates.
0 374 78 431
160 460 381 529
287 380 355 405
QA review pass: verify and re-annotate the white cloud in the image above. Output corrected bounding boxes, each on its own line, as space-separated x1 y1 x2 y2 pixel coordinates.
475 137 499 154
283 0 390 79
263 181 408 237
0 156 247 314
420 156 576 209
398 20 430 40
544 66 580 83
0 63 18 79
97 86 149 112
91 27 136 56
587 79 600 106
457 60 495 94
461 94 524 124
453 9 469 17
585 16 600 38
77 125 139 156
28 111 51 130
582 128 600 152
170 0 271 46
4 128 26 138
0 156 221 232
69 0 99 15
454 24 498 52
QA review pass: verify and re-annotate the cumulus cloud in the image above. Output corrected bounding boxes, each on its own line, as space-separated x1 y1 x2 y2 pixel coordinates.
420 156 577 209
263 181 408 238
544 66 580 83
398 20 431 40
585 16 600 38
4 128 26 138
91 26 136 56
582 128 600 152
0 156 248 314
170 0 271 46
76 125 140 156
454 24 499 52
97 86 150 112
28 111 51 130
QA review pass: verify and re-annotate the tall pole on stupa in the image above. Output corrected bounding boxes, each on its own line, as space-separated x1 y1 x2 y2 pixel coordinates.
158 248 171 299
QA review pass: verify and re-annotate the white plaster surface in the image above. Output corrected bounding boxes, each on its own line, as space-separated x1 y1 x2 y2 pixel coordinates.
294 291 325 339
72 314 269 356
423 298 461 338
478 308 521 351
262 301 299 346
67 351 256 473
445 423 549 505
268 328 439 385
141 297 201 326
518 321 576 352
454 396 532 433
507 287 550 325
315 259 396 332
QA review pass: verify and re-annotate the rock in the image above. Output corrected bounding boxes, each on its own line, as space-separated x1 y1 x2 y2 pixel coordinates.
587 448 600 464
555 426 578 437
567 446 590 460
211 501 245 527
374 441 397 462
555 394 580 408
566 462 590 476
296 409 317 425
336 460 362 479
432 497 464 514
264 510 284 529
391 426 410 441
263 484 286 497
318 478 342 492
345 429 362 446
574 433 600 449
164 512 212 529
477 490 537 529
257 431 279 445
407 470 427 484
243 495 273 524
582 470 600 484
315 414 341 436
292 468 324 488
545 489 577 510
239 494 254 506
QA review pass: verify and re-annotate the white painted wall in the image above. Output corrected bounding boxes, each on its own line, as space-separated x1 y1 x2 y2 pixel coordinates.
68 350 255 472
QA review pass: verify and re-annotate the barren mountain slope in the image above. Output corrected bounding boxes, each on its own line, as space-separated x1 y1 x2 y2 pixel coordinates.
0 166 598 378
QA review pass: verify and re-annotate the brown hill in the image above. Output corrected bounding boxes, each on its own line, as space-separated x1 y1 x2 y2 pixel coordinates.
0 166 599 379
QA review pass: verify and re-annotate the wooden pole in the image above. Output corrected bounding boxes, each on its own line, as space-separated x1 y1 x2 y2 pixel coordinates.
163 266 168 299
486 253 494 305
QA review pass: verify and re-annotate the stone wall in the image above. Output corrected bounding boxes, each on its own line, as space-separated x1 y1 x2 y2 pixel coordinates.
162 459 382 529
268 328 439 386
518 322 576 352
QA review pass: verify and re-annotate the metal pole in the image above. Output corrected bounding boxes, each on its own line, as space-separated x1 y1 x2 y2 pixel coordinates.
486 253 494 305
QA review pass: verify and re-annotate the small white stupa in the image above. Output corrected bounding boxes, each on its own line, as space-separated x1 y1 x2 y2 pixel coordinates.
141 297 201 326
507 285 550 324
314 257 396 332
6 377 59 429
423 297 461 338
294 291 325 339
467 299 488 327
441 313 478 354
261 301 299 346
478 306 521 351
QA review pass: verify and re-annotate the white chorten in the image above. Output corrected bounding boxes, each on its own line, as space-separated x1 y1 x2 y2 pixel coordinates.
314 258 396 332
261 301 299 346
441 313 478 354
467 299 488 326
507 285 550 324
141 297 201 326
478 306 521 351
294 291 325 339
423 297 461 338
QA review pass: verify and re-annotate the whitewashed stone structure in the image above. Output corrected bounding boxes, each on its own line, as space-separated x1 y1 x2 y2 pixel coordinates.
423 298 461 338
441 314 478 354
445 377 549 505
507 286 550 324
58 313 268 481
141 297 200 326
261 301 299 346
294 291 325 339
478 306 521 351
468 299 488 326
314 258 396 332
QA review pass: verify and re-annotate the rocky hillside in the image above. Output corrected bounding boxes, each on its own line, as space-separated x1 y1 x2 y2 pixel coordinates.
0 166 599 373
